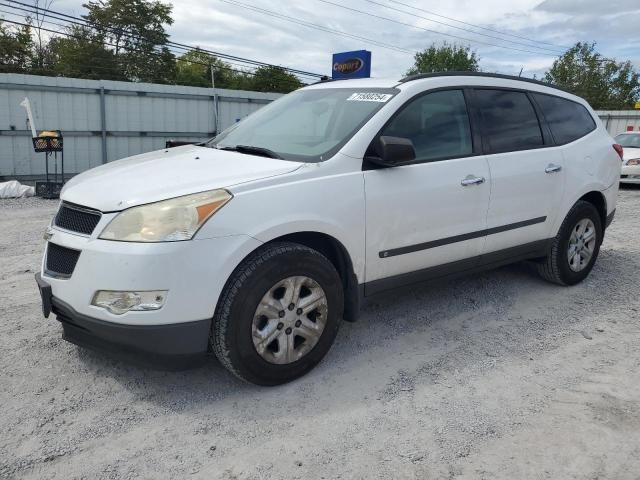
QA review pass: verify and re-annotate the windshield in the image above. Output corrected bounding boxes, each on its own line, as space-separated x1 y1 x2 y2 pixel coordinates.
207 88 399 162
615 133 640 148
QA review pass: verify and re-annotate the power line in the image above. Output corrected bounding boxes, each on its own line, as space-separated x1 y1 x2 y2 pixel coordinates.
314 0 562 57
358 0 567 54
0 0 320 79
0 5 280 75
2 0 326 79
0 16 308 88
2 4 298 79
385 0 571 50
3 0 323 78
218 0 413 54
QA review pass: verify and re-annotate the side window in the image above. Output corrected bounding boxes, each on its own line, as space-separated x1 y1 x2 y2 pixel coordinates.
381 90 472 162
532 93 596 144
474 89 543 154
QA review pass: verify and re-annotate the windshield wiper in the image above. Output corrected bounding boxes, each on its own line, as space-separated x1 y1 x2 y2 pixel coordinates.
218 145 283 159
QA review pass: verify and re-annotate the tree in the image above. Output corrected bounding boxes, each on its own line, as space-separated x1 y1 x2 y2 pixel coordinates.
544 42 640 109
83 0 176 83
46 26 124 80
406 42 479 76
176 49 246 89
176 55 302 92
31 0 55 70
0 19 34 73
249 66 302 93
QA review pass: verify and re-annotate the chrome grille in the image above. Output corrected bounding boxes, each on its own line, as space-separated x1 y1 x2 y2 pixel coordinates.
54 202 101 235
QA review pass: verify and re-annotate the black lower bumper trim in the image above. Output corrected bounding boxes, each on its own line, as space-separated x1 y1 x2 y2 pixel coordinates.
606 209 616 229
51 296 211 369
35 273 52 318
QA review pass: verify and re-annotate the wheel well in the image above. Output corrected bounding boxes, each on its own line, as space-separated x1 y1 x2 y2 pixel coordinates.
268 232 360 322
578 191 607 230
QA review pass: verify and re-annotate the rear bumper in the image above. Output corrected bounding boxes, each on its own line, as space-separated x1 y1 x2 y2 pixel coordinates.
38 274 211 368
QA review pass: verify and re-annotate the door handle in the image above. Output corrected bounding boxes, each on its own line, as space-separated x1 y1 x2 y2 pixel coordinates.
545 163 562 174
461 175 485 186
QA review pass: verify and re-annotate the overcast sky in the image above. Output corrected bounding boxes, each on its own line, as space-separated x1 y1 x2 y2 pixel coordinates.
14 0 640 81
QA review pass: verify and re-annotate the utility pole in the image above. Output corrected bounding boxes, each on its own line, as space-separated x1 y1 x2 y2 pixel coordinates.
211 64 219 135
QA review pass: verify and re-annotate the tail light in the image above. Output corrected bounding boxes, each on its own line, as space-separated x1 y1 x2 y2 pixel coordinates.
613 144 624 160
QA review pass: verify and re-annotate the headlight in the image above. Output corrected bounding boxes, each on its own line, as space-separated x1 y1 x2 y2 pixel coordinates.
627 158 640 166
100 189 232 242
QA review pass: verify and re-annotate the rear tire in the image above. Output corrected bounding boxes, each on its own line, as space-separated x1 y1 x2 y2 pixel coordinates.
211 242 343 386
536 200 603 286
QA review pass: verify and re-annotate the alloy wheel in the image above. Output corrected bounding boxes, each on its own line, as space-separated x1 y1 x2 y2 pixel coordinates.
567 218 597 272
251 276 328 364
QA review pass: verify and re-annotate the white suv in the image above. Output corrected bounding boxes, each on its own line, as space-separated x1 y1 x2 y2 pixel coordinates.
36 73 621 385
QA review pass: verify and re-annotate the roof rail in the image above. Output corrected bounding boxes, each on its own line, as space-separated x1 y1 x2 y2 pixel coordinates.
311 75 333 85
398 71 570 93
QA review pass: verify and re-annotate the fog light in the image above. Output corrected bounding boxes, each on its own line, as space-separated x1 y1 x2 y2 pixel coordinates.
91 290 167 315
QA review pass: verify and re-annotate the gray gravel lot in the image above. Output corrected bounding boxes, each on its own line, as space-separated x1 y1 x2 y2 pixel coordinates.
1 187 640 479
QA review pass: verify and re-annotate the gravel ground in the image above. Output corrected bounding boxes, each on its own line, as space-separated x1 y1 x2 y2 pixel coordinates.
1 187 640 480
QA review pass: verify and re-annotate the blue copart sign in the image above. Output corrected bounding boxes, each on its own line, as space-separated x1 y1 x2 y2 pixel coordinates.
332 50 372 80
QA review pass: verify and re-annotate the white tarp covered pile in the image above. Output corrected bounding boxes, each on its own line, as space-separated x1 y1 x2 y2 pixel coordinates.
0 180 35 198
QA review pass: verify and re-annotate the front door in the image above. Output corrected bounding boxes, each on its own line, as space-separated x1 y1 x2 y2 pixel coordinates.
363 89 491 293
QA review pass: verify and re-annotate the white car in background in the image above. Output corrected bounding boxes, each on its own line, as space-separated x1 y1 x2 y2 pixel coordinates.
615 132 640 184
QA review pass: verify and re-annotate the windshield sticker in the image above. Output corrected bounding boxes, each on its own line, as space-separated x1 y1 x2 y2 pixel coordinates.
347 93 393 103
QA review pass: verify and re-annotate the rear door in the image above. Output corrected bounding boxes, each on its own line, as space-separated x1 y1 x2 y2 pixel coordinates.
472 88 564 255
363 89 491 292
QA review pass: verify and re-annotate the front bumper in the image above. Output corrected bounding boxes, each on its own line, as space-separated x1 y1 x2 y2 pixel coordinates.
37 222 262 366
40 227 261 325
37 273 211 367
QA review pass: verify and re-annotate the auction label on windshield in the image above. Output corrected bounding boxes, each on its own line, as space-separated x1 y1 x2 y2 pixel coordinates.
347 93 393 103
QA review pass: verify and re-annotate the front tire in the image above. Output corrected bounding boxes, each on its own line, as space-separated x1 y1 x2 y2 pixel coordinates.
211 242 344 385
536 200 603 285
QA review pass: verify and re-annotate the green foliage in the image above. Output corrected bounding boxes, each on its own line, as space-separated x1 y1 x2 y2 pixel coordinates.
176 50 302 92
83 0 176 83
1 0 303 92
406 42 479 76
45 26 124 80
0 19 34 73
176 49 244 89
248 66 302 93
544 42 640 109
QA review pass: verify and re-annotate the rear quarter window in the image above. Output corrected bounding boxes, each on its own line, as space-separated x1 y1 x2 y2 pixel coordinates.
531 93 596 145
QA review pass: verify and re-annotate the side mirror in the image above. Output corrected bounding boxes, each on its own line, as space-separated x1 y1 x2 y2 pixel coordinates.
365 136 416 167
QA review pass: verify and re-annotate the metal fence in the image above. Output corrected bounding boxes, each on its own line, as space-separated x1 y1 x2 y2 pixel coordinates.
0 74 281 180
2 73 640 180
597 111 640 137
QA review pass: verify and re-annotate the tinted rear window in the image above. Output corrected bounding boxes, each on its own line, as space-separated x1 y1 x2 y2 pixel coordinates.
532 93 596 144
475 89 543 154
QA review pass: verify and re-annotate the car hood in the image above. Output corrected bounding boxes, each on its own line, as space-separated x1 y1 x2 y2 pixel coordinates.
61 145 302 212
623 146 640 162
